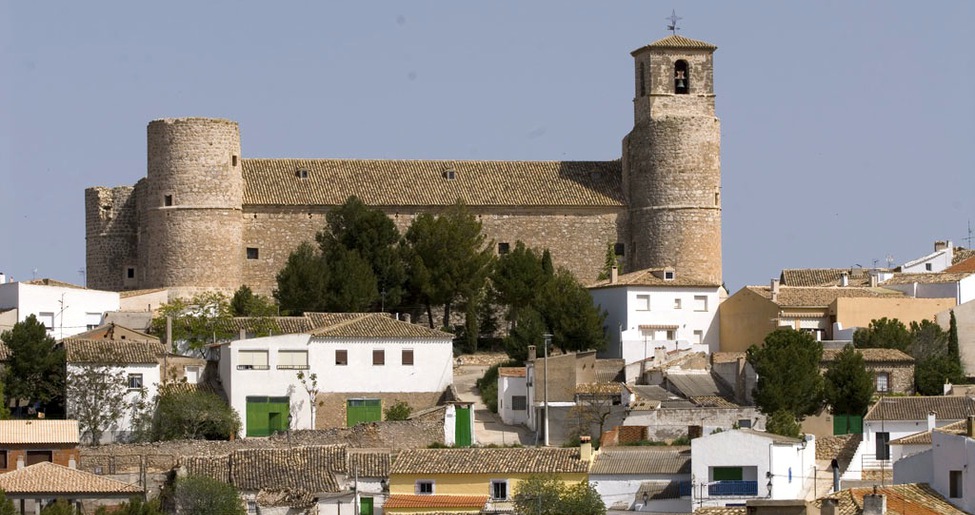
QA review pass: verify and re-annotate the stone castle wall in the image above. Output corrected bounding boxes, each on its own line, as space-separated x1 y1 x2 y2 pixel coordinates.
85 186 139 291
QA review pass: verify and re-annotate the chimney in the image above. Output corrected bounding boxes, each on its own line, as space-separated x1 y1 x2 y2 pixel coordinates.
735 356 747 404
927 411 936 432
16 456 23 470
869 273 878 288
610 266 618 284
935 240 949 252
0 273 5 284
239 328 246 340
831 459 841 494
580 435 593 462
821 498 838 515
770 279 780 302
528 345 537 362
654 347 666 363
68 456 77 469
862 488 886 515
402 313 411 324
840 271 849 287
967 415 975 438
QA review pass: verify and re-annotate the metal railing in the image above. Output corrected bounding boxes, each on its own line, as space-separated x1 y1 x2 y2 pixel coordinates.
707 480 758 497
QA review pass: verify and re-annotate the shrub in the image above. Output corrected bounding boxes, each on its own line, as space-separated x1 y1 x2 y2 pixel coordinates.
384 400 412 421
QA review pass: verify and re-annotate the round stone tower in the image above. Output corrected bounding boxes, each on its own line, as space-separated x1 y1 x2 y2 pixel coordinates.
623 34 722 285
144 118 243 293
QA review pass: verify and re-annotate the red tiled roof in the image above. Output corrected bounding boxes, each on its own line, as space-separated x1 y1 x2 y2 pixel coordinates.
384 494 488 509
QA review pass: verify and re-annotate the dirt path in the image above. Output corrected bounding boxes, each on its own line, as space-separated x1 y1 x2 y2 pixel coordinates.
453 364 535 446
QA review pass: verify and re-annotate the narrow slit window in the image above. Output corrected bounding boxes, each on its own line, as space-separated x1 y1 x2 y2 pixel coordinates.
498 242 510 255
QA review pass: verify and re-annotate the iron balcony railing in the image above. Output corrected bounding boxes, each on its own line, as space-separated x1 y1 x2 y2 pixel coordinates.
707 480 758 497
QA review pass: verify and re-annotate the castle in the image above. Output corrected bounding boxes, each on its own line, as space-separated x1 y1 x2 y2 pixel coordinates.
85 34 722 298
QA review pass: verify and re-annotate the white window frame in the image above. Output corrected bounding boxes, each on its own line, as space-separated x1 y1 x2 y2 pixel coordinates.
693 295 708 312
876 372 890 393
674 298 682 310
635 294 650 311
693 330 704 344
415 480 435 495
37 312 55 331
277 350 309 370
127 373 144 390
490 479 509 500
238 350 269 370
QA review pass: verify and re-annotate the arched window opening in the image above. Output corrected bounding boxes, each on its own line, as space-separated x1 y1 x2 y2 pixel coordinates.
674 60 689 94
639 62 646 97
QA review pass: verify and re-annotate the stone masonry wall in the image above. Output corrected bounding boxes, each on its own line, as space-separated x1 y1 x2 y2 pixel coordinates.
85 186 138 291
314 391 444 429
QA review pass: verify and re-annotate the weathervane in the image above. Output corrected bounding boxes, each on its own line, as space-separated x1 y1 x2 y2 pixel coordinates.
666 10 682 35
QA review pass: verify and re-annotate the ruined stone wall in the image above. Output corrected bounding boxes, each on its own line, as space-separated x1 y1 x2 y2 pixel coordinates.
85 186 138 290
314 391 444 429
241 205 625 296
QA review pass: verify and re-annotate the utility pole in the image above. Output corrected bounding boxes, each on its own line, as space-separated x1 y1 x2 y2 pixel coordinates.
543 333 552 447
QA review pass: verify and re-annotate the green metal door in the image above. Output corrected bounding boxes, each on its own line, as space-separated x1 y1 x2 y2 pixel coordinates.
360 497 374 515
455 405 472 447
346 399 382 426
246 396 290 437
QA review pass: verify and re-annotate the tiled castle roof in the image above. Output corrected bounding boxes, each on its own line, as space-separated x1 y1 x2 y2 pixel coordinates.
391 447 589 475
633 34 718 53
241 159 624 207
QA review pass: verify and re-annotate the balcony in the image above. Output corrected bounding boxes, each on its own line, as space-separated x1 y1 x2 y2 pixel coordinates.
707 480 758 497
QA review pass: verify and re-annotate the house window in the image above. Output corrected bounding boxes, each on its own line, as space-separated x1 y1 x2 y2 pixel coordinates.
402 349 414 366
614 243 625 256
296 169 309 179
950 470 963 498
876 432 890 460
335 349 348 366
737 419 752 429
512 395 527 411
674 298 682 310
442 169 456 180
674 60 689 94
127 374 144 390
416 480 435 495
664 270 675 280
86 312 102 330
498 242 510 255
925 263 933 271
666 329 676 340
26 451 52 466
246 247 259 260
238 350 269 370
693 295 708 312
232 155 238 167
875 372 890 393
373 349 385 366
638 62 646 97
126 267 136 279
636 294 650 311
491 480 509 500
163 195 173 206
277 350 309 370
38 312 55 331
0 450 7 469
693 330 704 344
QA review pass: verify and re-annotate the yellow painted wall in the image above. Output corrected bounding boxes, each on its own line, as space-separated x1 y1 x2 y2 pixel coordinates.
719 288 779 352
832 297 956 330
389 472 588 497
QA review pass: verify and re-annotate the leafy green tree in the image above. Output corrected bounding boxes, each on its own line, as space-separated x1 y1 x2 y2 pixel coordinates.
1 315 65 413
747 328 824 420
66 362 129 445
949 310 960 362
384 400 412 421
39 500 75 515
765 409 801 438
171 475 245 515
909 319 948 357
150 292 236 351
513 474 605 515
595 242 620 281
95 497 163 515
915 355 964 395
274 242 330 315
504 308 547 362
541 249 554 277
476 360 519 413
151 389 241 441
404 201 494 328
823 344 874 416
537 269 606 354
323 246 379 312
491 242 546 325
853 317 912 351
0 382 11 421
230 285 277 317
316 196 406 310
0 490 15 515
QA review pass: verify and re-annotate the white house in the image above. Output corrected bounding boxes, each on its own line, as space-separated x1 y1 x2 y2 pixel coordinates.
588 446 691 513
893 418 975 513
216 313 455 437
497 367 528 425
899 240 955 274
63 338 165 443
880 270 975 306
588 267 722 366
0 278 120 341
844 396 975 481
690 428 816 508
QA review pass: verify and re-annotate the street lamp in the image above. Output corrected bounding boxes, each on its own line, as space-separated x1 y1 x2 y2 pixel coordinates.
543 333 552 447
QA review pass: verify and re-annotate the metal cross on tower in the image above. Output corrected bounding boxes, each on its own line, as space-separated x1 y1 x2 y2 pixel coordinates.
666 10 682 35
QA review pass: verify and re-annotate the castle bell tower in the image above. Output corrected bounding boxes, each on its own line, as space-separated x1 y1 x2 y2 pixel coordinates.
144 118 244 295
623 33 722 285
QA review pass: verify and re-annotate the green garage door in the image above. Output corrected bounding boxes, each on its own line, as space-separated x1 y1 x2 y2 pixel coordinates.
347 399 382 427
246 396 290 437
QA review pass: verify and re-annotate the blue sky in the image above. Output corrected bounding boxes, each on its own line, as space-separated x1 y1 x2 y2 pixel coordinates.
2 1 973 292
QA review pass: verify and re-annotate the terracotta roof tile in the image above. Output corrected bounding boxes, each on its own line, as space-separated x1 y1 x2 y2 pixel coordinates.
22 278 86 289
69 323 159 343
746 285 904 307
780 268 883 287
952 248 975 265
710 352 746 364
118 288 168 298
945 255 975 273
0 420 79 445
391 448 589 475
633 34 718 53
575 382 623 395
63 339 165 364
588 267 721 288
882 272 974 285
865 396 975 422
242 159 624 207
384 494 488 509
309 313 453 339
182 455 230 483
230 446 344 493
498 367 526 378
817 483 966 515
0 462 141 494
821 348 914 363
349 449 391 478
590 446 690 475
694 508 745 515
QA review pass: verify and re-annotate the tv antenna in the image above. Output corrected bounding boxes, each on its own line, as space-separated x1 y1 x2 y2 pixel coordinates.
78 268 86 287
965 220 974 248
886 255 895 268
666 10 682 35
